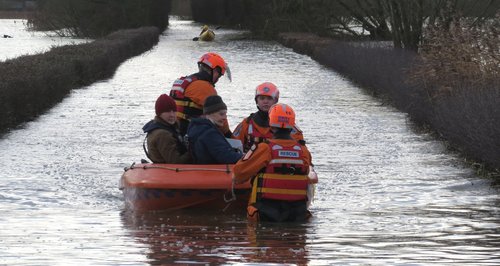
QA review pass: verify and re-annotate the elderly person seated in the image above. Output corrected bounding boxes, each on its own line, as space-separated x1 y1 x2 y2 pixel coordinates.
187 95 243 164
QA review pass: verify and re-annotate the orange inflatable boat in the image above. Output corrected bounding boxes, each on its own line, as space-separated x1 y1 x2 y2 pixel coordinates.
119 163 251 212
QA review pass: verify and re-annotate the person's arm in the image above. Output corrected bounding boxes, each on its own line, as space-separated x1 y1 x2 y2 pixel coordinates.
231 119 247 142
301 145 318 183
156 131 190 164
291 124 305 145
184 80 217 106
233 143 270 184
178 150 192 164
302 145 312 168
232 119 247 141
199 129 242 164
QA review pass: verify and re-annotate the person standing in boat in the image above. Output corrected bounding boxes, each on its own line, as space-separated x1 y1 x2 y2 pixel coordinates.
169 52 232 137
187 95 243 164
232 82 304 152
142 94 191 164
233 103 313 222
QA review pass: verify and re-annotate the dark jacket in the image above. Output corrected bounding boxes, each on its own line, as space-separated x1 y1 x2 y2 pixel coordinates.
142 117 191 164
187 117 243 164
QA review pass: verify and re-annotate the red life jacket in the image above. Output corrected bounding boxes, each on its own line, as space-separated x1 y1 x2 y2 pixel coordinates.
244 117 273 151
169 76 203 121
242 113 304 151
252 141 309 202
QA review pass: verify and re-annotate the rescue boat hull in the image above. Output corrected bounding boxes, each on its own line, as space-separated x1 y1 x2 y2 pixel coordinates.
120 163 251 212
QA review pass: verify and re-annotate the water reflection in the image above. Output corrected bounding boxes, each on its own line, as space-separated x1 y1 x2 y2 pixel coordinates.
121 210 311 264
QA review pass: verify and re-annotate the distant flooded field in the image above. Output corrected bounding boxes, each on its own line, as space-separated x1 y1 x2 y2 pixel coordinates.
0 19 88 62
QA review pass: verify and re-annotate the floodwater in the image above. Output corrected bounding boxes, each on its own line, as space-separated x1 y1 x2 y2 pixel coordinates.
1 18 499 265
0 19 88 62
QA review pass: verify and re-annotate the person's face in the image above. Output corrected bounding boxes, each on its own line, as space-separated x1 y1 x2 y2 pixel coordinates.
256 95 275 112
207 109 227 127
160 110 177 125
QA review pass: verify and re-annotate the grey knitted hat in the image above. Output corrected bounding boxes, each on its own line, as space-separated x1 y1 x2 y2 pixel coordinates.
203 95 227 114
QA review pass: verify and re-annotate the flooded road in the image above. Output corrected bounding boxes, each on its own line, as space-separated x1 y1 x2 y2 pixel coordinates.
1 18 499 265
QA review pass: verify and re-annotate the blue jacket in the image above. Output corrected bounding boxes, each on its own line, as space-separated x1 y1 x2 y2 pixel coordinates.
187 118 243 164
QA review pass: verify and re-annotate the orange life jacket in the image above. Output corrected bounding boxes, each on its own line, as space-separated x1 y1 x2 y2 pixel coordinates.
251 141 309 202
244 117 273 151
169 76 203 121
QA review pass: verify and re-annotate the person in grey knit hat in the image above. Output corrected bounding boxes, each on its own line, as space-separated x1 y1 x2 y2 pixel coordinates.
186 95 243 164
203 94 227 115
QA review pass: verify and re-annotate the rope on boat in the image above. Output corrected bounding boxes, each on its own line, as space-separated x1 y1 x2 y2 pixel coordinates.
124 162 136 171
125 163 233 173
124 162 238 212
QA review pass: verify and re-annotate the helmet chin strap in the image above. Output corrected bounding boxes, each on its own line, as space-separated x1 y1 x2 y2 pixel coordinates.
211 69 219 84
206 66 222 84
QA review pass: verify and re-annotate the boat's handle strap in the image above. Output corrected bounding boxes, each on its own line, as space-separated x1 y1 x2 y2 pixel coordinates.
142 135 153 162
223 179 237 212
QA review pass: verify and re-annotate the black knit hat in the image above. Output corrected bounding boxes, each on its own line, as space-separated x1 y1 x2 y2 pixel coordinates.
203 95 227 114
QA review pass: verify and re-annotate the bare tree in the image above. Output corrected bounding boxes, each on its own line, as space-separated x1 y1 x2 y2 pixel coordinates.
331 0 497 50
28 0 171 38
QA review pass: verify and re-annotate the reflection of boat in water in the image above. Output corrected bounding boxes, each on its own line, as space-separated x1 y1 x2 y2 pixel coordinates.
120 209 310 264
119 163 251 212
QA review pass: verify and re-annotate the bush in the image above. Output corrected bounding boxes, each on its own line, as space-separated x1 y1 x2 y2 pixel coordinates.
307 38 432 124
430 81 500 170
0 26 160 135
278 29 500 171
410 15 500 170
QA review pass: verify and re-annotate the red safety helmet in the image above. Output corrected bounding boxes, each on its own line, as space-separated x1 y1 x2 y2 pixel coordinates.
255 82 279 103
198 52 231 81
269 103 295 129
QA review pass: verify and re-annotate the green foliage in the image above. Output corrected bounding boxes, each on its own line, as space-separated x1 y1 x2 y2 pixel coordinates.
28 0 171 37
